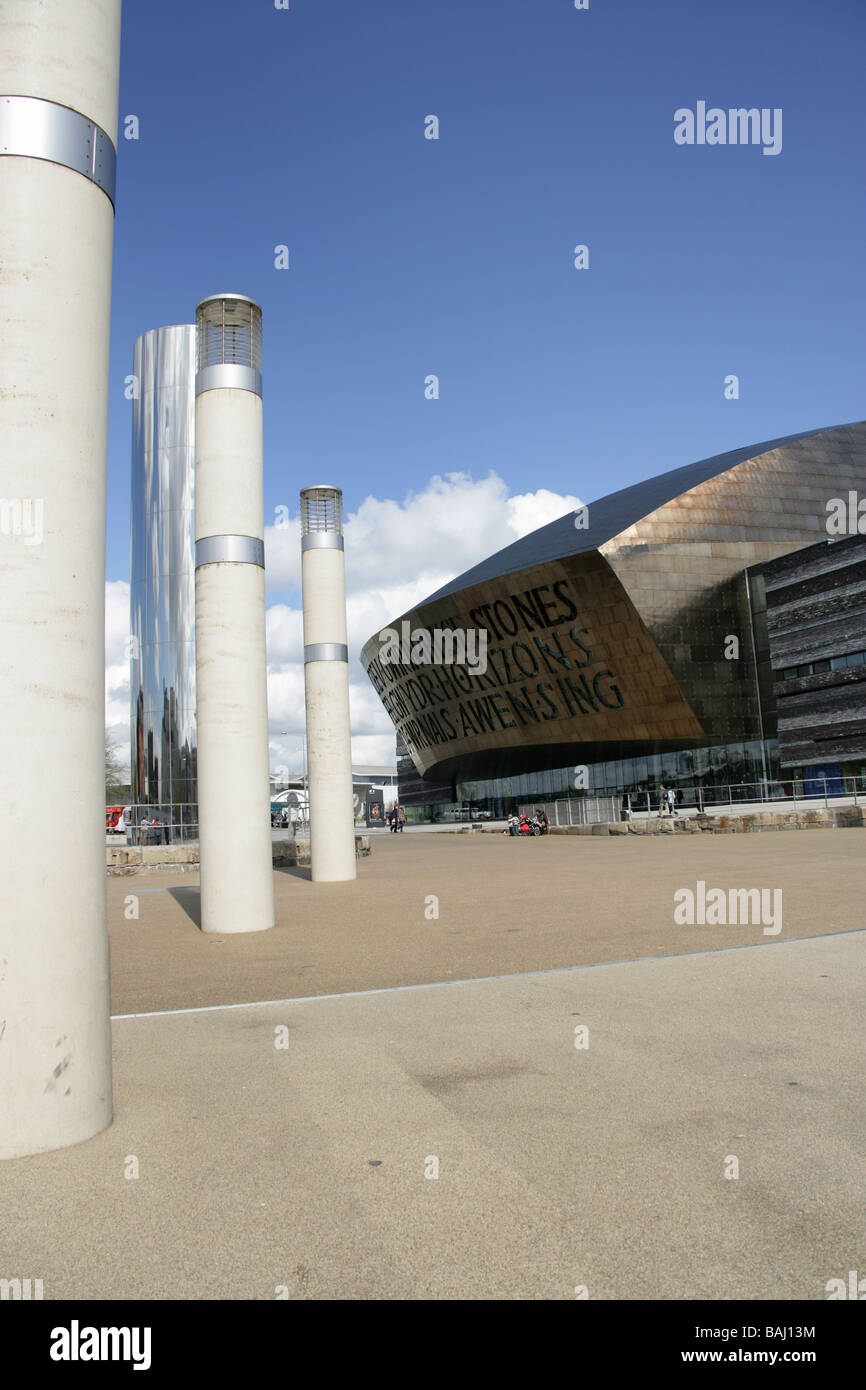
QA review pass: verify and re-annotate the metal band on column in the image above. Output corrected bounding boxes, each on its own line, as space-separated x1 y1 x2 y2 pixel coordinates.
195 364 262 398
301 532 344 552
195 535 264 568
0 95 117 204
304 643 348 663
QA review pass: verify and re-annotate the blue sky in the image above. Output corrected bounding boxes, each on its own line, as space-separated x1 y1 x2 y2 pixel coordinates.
105 0 866 767
108 0 865 580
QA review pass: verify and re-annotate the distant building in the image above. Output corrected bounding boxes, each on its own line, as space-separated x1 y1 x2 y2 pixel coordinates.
270 763 398 822
749 531 866 786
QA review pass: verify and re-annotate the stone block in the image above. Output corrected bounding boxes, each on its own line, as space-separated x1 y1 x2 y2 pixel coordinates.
141 845 197 865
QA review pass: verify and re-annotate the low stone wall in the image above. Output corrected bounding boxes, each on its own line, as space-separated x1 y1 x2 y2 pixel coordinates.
107 835 371 876
273 835 371 867
106 845 200 875
546 806 864 837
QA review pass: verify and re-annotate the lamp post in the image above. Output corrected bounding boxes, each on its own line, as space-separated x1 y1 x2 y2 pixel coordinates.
194 294 274 934
300 486 357 882
277 735 308 827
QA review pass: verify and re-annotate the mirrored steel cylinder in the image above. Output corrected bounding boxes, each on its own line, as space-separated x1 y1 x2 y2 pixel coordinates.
130 325 197 839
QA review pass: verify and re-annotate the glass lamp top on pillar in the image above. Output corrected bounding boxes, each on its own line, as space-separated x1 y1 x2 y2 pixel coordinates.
300 485 343 542
194 294 262 397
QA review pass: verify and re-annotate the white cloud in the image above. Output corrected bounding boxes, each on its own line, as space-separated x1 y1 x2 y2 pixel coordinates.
507 487 584 538
263 472 582 770
108 472 582 777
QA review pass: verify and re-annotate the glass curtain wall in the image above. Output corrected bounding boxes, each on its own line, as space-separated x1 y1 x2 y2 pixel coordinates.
444 738 781 819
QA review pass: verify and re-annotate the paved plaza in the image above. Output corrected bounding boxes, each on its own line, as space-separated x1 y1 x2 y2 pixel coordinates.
1 832 863 1299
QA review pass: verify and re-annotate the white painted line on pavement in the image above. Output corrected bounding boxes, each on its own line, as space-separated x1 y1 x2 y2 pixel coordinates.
112 926 866 1021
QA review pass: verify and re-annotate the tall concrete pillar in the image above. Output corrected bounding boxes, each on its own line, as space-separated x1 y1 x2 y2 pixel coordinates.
301 486 357 882
194 295 274 934
0 0 121 1158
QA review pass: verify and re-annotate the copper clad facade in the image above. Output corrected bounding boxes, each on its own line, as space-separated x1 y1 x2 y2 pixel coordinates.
362 423 866 788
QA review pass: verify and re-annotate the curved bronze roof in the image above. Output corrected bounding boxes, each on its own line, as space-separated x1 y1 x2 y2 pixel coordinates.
424 425 840 603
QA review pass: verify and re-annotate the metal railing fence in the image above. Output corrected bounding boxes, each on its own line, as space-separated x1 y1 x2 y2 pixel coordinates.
550 796 620 826
110 778 865 840
612 776 863 821
106 804 199 844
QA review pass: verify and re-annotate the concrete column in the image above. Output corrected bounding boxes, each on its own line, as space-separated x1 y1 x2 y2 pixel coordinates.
301 487 357 882
0 0 121 1158
194 295 274 934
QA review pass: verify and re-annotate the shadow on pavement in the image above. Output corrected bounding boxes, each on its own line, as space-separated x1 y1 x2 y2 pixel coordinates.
274 865 313 882
168 886 201 928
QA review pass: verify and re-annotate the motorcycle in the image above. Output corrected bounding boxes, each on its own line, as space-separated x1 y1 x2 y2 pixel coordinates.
517 811 553 834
